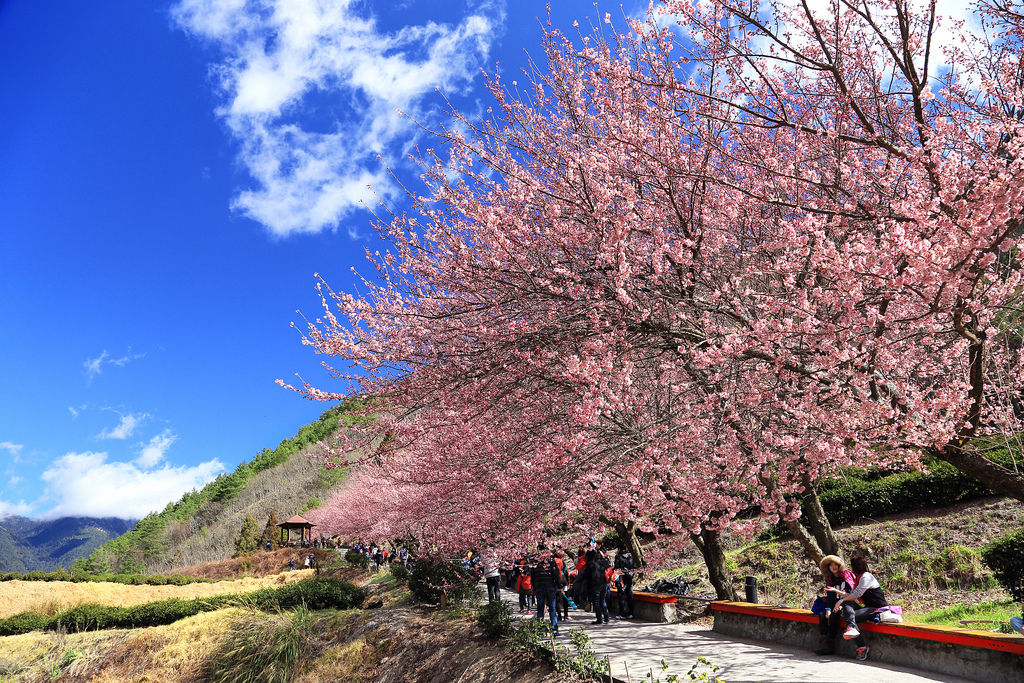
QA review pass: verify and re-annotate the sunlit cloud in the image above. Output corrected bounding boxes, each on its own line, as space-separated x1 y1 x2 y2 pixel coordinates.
97 412 148 440
0 498 33 520
172 0 506 237
135 430 177 469
38 451 224 520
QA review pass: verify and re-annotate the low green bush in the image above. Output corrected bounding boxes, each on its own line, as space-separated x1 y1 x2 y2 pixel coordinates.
477 600 514 639
344 549 369 569
0 612 48 637
390 563 410 583
265 576 365 611
982 528 1024 601
408 556 478 605
761 452 1020 540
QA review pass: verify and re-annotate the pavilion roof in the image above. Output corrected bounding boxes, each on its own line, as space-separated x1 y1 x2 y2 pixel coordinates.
277 515 316 527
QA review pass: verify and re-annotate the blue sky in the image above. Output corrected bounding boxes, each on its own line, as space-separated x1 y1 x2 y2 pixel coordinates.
0 0 651 521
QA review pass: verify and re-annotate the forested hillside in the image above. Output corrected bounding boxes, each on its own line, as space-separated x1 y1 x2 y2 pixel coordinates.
74 400 369 575
0 517 136 572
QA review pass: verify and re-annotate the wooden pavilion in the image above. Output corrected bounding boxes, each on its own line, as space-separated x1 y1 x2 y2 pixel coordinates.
276 514 316 546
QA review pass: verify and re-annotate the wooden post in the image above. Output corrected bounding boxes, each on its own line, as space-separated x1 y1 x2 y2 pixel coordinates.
624 660 631 683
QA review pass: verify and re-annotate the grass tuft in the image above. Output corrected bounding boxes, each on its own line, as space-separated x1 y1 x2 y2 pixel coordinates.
209 606 322 683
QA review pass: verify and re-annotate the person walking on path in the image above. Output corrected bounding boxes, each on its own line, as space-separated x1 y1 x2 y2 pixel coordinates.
553 549 572 621
483 549 502 603
613 548 637 620
531 550 564 635
582 549 611 624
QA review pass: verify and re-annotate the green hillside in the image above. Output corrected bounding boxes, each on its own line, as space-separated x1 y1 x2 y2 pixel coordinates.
0 524 34 573
75 398 370 575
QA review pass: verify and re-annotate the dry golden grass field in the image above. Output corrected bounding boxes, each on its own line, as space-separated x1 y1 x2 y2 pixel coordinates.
0 570 314 618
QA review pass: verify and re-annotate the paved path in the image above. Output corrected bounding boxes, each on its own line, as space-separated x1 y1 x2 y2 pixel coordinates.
495 589 980 683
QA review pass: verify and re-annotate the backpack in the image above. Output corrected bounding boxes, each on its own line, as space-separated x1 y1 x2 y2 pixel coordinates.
604 565 615 583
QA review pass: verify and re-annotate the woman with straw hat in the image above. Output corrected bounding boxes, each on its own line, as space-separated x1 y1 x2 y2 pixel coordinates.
814 554 856 655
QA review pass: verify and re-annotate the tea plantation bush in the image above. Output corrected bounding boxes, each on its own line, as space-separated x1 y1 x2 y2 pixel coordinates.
760 450 1022 540
0 576 364 636
0 570 214 586
344 549 369 569
982 528 1024 601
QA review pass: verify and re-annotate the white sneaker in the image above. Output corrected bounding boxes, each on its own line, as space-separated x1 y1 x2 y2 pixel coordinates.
843 626 860 640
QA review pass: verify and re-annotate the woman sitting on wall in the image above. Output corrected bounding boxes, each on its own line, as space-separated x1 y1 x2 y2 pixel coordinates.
831 554 889 661
814 554 856 656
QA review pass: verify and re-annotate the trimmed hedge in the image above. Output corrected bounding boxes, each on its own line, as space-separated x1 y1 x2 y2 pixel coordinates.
0 571 213 586
761 451 1021 540
982 528 1024 601
0 576 365 636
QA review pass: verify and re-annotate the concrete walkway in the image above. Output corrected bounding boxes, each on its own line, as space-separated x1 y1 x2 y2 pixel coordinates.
496 590 981 683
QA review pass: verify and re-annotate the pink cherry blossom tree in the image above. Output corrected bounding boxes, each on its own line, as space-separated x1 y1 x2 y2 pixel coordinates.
290 0 1024 596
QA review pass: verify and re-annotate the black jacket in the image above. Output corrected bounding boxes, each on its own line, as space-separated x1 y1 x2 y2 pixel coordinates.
582 555 610 593
531 558 563 593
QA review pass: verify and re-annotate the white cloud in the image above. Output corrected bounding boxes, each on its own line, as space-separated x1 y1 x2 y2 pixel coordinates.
97 412 147 440
38 451 224 520
7 476 23 487
111 351 146 367
172 0 505 237
83 351 108 385
135 430 177 469
0 499 33 520
83 349 146 385
0 442 23 458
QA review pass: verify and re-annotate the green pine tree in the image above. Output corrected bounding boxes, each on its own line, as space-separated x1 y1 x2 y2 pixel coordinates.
233 514 261 558
260 510 280 551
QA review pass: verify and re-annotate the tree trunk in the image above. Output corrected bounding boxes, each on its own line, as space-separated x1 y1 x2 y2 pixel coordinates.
800 476 840 557
781 515 824 566
760 472 826 564
614 520 645 568
597 514 647 568
690 528 737 601
930 443 1024 504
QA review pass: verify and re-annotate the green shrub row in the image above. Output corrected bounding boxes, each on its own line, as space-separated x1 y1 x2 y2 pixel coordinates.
762 450 1021 540
0 576 365 636
0 570 211 586
982 528 1024 601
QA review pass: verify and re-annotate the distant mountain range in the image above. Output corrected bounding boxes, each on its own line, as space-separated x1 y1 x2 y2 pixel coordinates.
0 516 135 572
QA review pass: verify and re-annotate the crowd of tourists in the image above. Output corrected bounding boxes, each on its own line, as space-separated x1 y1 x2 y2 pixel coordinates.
337 537 1024 657
466 538 639 637
350 541 411 569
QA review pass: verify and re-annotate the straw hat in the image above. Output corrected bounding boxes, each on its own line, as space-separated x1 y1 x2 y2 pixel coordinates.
819 555 846 575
